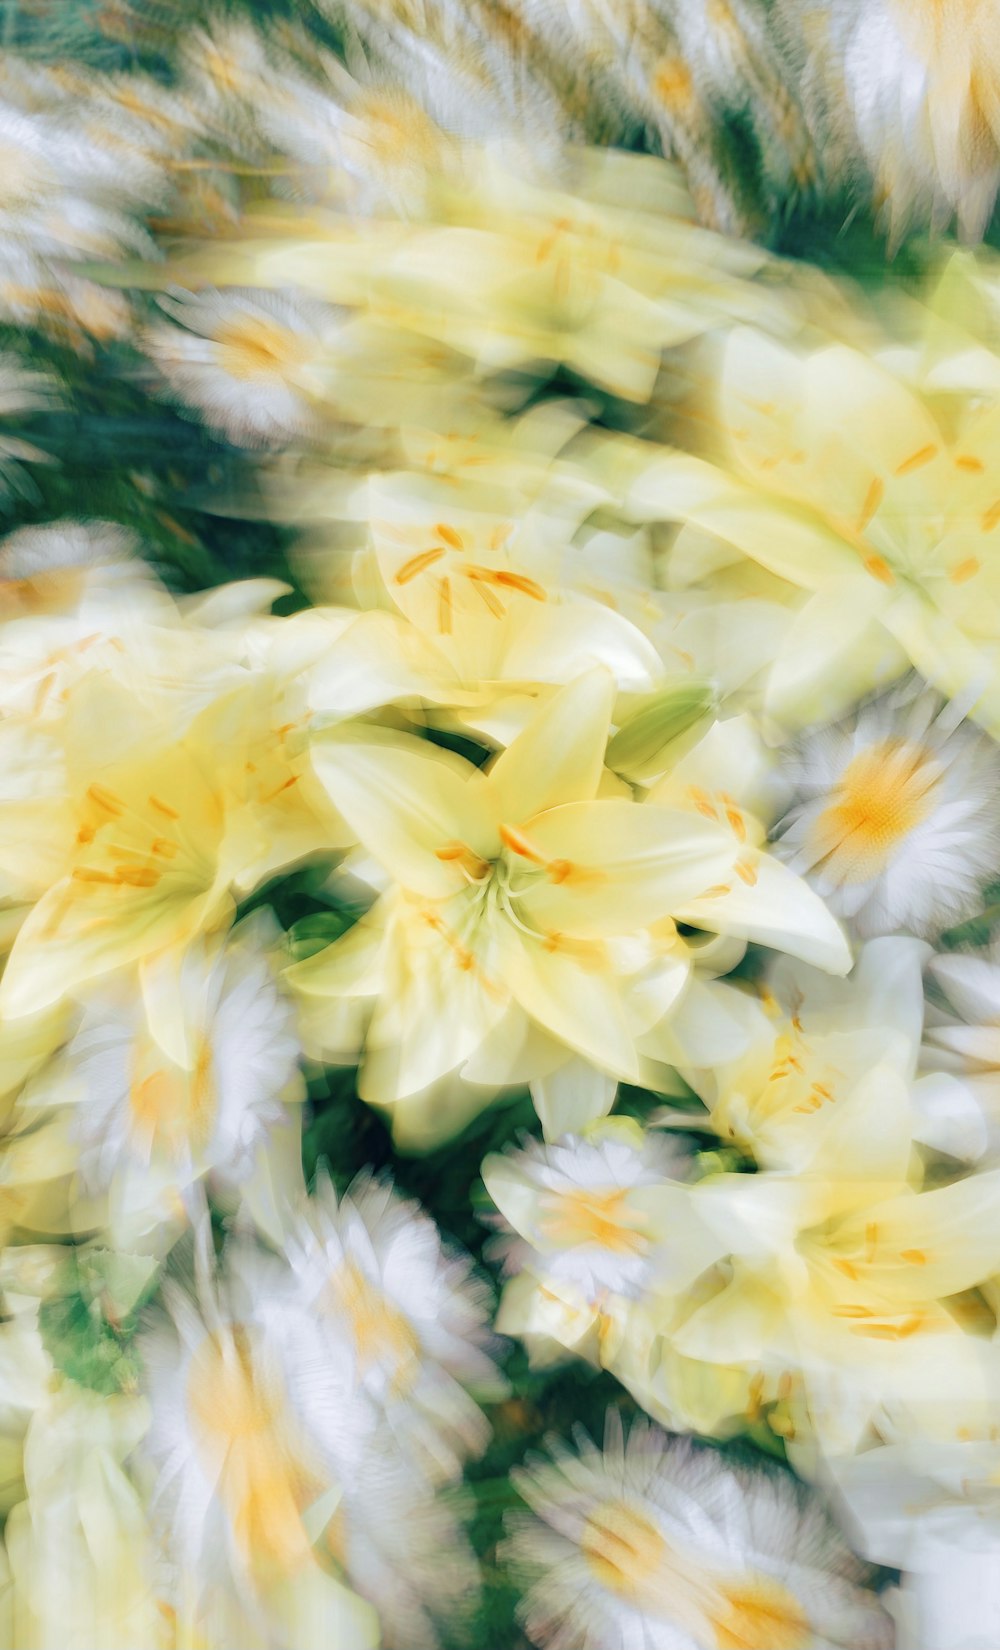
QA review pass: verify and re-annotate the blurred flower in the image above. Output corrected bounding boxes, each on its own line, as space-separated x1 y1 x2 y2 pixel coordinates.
625 327 1000 737
662 936 930 1170
22 916 305 1248
288 670 741 1130
775 680 1000 940
503 1411 892 1650
139 1232 379 1650
2 1383 165 1650
274 1167 503 1484
144 287 340 447
922 939 1000 1160
484 1119 707 1307
781 0 1000 241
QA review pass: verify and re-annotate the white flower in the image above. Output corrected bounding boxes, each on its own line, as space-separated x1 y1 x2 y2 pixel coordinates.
920 940 1000 1159
327 1442 481 1650
775 679 1000 939
0 519 137 583
138 1231 378 1649
144 287 341 447
503 1411 893 1650
25 919 305 1246
484 1123 697 1303
779 0 1000 241
278 1169 503 1484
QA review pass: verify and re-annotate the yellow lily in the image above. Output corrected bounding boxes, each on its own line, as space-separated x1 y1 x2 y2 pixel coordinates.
288 670 738 1129
0 683 242 1027
675 1066 1000 1458
617 325 1000 734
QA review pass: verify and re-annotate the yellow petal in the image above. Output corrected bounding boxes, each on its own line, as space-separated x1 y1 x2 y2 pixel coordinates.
673 852 852 975
310 726 500 898
516 801 735 937
487 669 616 823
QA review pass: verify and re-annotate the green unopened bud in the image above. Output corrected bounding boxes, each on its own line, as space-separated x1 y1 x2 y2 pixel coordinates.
607 677 716 782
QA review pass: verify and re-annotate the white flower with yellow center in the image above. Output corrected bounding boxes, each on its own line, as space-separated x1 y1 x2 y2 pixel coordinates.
775 681 1000 940
145 288 340 447
138 1240 378 1650
24 919 305 1248
812 0 1000 240
324 1440 481 1650
275 1169 502 1485
503 1413 893 1650
484 1120 705 1306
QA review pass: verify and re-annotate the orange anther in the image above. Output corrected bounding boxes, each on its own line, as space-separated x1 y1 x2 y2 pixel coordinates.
857 477 884 533
394 547 445 585
436 524 463 549
950 557 980 584
114 865 161 888
86 784 125 817
982 500 1000 532
864 554 894 584
437 575 453 634
148 796 179 819
499 824 547 863
893 444 937 476
493 570 547 601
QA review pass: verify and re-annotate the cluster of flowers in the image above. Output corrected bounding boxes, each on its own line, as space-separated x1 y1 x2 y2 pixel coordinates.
3 20 1000 1650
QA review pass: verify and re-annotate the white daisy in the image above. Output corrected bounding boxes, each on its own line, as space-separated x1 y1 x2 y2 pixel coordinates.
0 355 55 503
774 678 1000 940
778 0 1000 241
921 940 1000 1158
503 1411 893 1650
326 1442 480 1650
278 1169 504 1484
0 519 137 583
483 1126 696 1305
144 287 339 447
137 1229 377 1647
26 918 305 1247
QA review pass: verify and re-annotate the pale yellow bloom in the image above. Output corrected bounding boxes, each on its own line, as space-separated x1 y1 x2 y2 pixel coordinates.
620 326 1000 735
289 670 739 1136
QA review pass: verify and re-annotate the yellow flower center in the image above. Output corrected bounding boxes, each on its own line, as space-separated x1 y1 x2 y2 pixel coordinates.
710 1574 811 1650
215 315 309 382
580 1499 666 1598
187 1326 316 1574
325 1259 420 1392
539 1186 648 1254
810 738 940 881
128 1034 216 1158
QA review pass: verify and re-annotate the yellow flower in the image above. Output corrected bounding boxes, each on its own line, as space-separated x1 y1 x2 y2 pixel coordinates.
621 326 1000 735
676 1065 1000 1457
0 688 241 1029
289 670 738 1132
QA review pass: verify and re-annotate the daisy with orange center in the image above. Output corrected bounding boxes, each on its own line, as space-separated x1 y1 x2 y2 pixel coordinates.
775 679 1000 939
502 1412 892 1650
